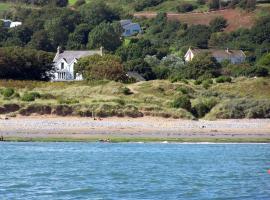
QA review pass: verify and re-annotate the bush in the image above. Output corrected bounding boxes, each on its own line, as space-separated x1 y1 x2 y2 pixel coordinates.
122 87 133 95
209 99 270 119
1 88 15 98
216 76 232 83
176 3 195 13
21 93 36 102
192 98 217 118
172 95 192 111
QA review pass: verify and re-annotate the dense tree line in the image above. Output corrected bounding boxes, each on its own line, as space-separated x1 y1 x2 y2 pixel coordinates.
0 0 68 6
0 1 269 81
0 47 54 80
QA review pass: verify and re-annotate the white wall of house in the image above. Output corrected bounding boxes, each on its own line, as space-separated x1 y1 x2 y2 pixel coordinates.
184 49 194 62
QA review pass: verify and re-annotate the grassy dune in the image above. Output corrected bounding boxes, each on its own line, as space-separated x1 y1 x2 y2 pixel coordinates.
1 77 270 119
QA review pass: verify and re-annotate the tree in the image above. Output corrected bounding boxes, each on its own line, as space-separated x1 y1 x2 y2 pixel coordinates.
176 3 195 13
210 17 228 32
75 54 126 81
27 30 53 52
180 53 221 79
0 47 54 80
124 59 156 80
257 53 270 69
208 0 220 10
79 2 120 28
178 25 211 48
67 23 91 49
87 22 122 51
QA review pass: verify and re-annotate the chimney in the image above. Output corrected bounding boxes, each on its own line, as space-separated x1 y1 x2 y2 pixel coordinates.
100 46 104 56
57 46 62 54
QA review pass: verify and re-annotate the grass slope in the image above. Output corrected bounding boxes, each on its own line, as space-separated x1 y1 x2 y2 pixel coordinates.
1 77 270 119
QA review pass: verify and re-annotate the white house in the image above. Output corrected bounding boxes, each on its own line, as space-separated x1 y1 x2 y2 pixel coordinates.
52 47 103 81
1 19 22 28
184 47 246 64
120 20 142 37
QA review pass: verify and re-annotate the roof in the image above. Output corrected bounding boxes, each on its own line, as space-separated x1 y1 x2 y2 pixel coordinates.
127 71 145 82
122 22 141 30
189 48 245 59
120 19 132 26
1 19 22 28
53 50 101 64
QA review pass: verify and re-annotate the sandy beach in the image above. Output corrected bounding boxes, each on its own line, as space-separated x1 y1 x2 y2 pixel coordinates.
1 116 270 142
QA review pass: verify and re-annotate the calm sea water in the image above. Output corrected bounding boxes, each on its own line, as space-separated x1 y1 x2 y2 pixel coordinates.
0 142 270 200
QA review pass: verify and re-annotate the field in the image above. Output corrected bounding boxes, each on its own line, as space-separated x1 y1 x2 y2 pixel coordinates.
0 2 11 15
1 77 270 120
135 9 256 31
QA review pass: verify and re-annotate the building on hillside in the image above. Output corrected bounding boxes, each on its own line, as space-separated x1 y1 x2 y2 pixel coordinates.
184 47 246 64
1 19 22 28
126 71 146 82
52 46 103 81
120 19 142 37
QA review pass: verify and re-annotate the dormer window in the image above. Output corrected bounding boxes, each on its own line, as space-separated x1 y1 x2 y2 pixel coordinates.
61 62 64 69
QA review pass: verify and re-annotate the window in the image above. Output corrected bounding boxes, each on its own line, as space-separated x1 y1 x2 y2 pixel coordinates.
61 62 64 69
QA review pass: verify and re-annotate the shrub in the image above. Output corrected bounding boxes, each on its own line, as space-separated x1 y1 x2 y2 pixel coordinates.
172 95 192 111
216 76 232 83
29 92 41 98
21 93 36 102
122 87 133 95
192 98 217 118
194 80 202 85
176 3 195 13
1 88 15 98
209 99 270 119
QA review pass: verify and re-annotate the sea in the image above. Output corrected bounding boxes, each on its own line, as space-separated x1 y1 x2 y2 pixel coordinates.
0 142 270 200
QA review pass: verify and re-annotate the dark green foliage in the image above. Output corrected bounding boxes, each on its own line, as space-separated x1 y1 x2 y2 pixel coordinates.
176 3 195 13
224 64 269 77
1 88 15 98
88 22 122 51
178 25 211 48
124 59 156 80
216 76 232 83
0 47 54 80
134 0 165 11
208 0 220 9
2 0 68 6
67 23 90 49
178 53 221 79
210 17 228 32
75 54 126 81
79 2 120 28
172 95 192 111
122 87 133 95
21 93 36 102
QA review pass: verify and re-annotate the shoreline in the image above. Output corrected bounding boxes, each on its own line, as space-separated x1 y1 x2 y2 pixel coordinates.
1 116 270 143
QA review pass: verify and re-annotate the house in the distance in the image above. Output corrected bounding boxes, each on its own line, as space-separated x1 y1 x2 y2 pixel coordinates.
120 20 142 37
184 48 246 64
52 46 103 81
1 19 22 28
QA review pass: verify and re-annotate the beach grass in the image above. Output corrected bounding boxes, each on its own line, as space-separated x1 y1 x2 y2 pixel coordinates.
1 77 270 119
